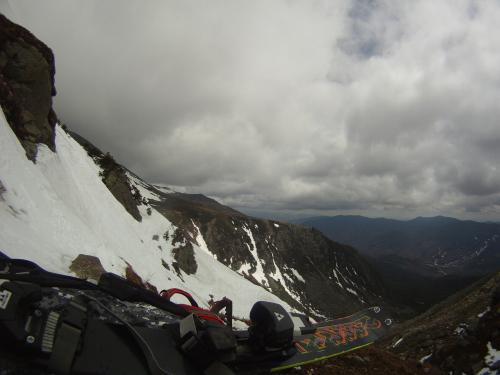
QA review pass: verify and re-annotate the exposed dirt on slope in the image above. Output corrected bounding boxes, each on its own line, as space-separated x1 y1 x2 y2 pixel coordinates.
280 345 443 375
382 271 500 375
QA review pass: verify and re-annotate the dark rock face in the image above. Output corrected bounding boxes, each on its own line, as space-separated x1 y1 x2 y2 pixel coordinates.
171 226 198 276
0 179 5 200
0 14 57 161
96 152 143 221
100 166 142 221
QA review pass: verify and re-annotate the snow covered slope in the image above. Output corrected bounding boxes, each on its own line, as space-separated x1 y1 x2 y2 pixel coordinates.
0 108 290 319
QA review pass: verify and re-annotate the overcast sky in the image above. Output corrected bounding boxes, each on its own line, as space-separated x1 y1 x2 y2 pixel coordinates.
2 0 500 221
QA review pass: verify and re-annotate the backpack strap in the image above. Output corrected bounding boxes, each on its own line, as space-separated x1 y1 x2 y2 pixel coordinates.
49 299 87 374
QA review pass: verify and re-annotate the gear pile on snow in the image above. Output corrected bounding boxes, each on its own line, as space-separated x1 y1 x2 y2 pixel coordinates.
0 257 391 375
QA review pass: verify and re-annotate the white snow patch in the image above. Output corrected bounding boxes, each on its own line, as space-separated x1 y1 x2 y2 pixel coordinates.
474 236 498 258
152 184 174 194
420 353 432 364
269 253 303 306
484 341 500 367
346 287 358 296
237 262 252 275
478 307 490 318
476 341 500 374
392 337 404 348
241 224 267 286
127 172 160 201
332 269 344 289
232 319 250 331
191 221 217 260
290 268 305 283
336 266 356 288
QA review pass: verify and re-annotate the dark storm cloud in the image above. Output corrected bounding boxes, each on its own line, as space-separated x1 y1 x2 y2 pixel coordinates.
2 0 500 220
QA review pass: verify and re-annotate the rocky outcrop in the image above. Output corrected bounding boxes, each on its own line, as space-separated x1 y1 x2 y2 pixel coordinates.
0 14 57 161
97 153 143 222
69 254 158 293
124 262 158 293
68 132 144 222
69 254 106 281
0 179 5 200
170 227 197 276
383 271 500 375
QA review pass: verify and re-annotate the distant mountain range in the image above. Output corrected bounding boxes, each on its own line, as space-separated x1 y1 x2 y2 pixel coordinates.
295 215 500 277
293 215 499 315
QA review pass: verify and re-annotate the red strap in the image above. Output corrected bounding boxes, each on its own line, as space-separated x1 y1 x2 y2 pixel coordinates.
159 288 226 325
160 288 199 307
180 304 226 325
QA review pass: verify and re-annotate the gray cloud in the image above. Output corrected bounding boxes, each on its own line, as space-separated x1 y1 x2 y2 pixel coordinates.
2 0 500 221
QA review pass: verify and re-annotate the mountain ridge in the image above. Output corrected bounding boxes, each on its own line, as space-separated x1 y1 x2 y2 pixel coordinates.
296 214 500 277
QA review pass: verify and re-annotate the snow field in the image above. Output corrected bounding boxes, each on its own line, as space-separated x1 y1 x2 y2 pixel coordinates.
0 108 289 320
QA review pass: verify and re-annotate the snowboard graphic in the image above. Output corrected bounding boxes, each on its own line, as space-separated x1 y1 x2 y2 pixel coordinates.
270 306 392 372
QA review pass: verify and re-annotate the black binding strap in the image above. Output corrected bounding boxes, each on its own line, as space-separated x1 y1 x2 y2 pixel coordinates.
0 258 189 318
179 314 236 375
84 295 177 375
49 300 87 374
